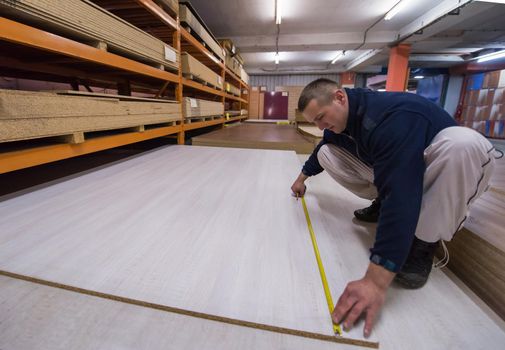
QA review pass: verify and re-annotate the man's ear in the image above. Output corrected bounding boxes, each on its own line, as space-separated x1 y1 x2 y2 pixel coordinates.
334 89 345 105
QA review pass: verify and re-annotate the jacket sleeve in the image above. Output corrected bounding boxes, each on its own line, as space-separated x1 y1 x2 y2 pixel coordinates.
368 113 428 272
301 137 328 176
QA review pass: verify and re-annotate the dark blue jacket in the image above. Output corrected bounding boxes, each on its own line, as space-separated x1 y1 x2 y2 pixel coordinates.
302 88 457 272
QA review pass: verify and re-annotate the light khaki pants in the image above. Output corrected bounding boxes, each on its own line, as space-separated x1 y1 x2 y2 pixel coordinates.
317 127 495 242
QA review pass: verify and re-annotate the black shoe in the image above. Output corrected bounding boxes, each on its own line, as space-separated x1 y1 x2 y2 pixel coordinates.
395 237 439 289
354 199 381 223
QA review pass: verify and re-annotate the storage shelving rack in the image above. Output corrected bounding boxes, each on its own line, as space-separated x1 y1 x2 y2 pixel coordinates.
0 0 250 174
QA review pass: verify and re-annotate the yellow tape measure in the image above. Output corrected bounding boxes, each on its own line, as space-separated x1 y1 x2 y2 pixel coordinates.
301 196 343 336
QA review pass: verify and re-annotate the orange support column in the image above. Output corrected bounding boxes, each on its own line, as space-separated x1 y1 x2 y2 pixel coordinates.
385 44 411 92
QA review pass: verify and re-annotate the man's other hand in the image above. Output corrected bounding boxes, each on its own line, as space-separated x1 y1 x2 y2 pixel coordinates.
332 263 394 337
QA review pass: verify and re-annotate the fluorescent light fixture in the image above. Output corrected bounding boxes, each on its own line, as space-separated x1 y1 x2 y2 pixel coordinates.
384 0 408 21
275 53 280 65
414 75 424 79
331 51 344 64
475 0 505 4
378 89 386 92
477 49 505 63
275 0 282 24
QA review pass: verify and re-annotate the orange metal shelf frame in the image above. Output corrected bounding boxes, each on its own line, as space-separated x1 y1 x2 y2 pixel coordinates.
0 125 182 174
0 6 250 173
0 17 180 83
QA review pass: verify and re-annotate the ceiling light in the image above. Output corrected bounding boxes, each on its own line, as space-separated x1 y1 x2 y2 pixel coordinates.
475 0 505 4
477 49 505 63
275 0 282 24
275 53 280 65
384 0 408 21
414 75 424 79
378 89 386 92
331 52 344 64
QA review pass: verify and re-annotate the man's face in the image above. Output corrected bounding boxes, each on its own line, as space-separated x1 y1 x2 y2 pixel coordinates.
302 90 348 133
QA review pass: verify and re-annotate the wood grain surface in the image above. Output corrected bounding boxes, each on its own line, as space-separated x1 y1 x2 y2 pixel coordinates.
191 123 315 153
0 146 373 346
0 275 358 350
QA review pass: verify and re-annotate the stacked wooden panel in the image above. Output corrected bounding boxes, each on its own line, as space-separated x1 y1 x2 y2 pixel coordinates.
225 82 241 97
275 86 305 121
0 0 179 70
0 89 181 142
179 3 225 61
182 97 224 119
182 53 223 90
158 0 179 14
461 71 505 138
240 67 250 85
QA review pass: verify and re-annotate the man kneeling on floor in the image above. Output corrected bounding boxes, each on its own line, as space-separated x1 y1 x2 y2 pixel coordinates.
291 78 496 337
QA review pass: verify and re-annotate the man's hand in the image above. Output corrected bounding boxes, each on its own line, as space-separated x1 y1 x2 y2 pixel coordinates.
332 263 394 338
291 172 308 198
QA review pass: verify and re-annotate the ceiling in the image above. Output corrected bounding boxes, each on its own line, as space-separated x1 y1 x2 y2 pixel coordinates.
187 0 505 75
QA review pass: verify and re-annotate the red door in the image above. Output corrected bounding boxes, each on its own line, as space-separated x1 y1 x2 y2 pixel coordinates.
263 92 288 119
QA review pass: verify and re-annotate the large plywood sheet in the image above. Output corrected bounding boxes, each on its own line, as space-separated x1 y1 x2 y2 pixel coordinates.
0 275 352 350
0 146 354 343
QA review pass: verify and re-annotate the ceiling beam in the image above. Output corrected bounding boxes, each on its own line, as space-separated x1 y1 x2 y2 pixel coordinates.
228 31 396 53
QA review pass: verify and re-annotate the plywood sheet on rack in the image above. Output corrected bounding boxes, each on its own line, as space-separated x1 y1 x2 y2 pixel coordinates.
0 275 350 350
298 154 505 348
225 82 241 97
179 3 224 61
182 52 223 90
0 146 346 341
182 97 223 118
0 0 179 70
191 124 316 154
0 89 181 142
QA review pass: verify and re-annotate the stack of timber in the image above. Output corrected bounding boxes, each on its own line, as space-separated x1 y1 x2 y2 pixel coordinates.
182 97 223 119
179 2 225 61
240 67 250 84
0 89 181 143
156 0 179 15
0 0 179 70
182 53 223 90
275 86 305 121
249 87 265 119
225 83 241 97
220 39 243 77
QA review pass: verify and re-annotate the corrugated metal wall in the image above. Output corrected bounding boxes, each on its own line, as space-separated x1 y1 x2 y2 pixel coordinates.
249 74 341 91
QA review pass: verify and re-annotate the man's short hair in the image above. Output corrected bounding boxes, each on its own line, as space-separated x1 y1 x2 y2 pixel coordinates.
298 78 339 112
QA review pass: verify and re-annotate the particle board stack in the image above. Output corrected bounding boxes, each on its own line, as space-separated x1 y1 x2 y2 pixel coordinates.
179 2 225 61
157 0 179 15
240 67 250 85
182 97 224 119
0 0 179 70
275 86 305 121
461 71 505 138
0 89 181 143
249 87 265 119
182 53 223 90
225 82 241 97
